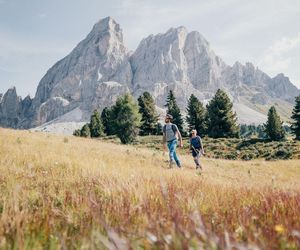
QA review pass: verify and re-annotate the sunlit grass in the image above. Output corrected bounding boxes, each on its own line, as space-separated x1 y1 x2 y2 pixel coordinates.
0 128 299 249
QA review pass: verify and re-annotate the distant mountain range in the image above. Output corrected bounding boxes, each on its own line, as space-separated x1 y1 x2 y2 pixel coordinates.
1 16 299 132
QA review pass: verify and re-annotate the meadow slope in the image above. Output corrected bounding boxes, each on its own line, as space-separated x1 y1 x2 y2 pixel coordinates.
0 128 300 249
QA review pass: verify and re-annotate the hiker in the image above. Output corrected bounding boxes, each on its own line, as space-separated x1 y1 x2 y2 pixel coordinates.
189 129 204 170
163 114 183 168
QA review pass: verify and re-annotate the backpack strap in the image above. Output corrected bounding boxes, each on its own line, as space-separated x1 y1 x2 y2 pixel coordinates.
171 124 177 134
163 125 166 134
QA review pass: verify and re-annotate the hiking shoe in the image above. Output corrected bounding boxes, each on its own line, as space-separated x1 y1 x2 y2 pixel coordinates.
196 165 202 170
169 161 175 169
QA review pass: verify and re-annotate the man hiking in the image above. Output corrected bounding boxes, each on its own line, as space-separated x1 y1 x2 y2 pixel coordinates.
163 114 183 168
189 129 204 170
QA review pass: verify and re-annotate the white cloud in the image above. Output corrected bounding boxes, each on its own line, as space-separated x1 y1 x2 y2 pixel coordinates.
267 33 300 55
258 33 300 74
38 13 47 19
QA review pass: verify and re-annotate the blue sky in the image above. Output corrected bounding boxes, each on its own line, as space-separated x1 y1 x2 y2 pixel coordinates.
0 0 300 97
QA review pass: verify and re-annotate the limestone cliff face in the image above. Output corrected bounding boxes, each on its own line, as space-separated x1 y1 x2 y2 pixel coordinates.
31 16 132 126
1 17 299 128
0 87 32 128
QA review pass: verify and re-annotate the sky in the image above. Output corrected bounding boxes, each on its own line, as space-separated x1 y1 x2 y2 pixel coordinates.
0 0 300 98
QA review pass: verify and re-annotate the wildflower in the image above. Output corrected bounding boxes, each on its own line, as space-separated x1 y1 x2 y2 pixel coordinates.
274 224 285 234
146 232 157 243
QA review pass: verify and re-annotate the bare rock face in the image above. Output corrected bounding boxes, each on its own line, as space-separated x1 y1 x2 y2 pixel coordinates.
1 17 300 129
268 73 300 102
92 81 130 110
31 16 132 125
0 87 21 128
184 31 227 91
131 27 189 89
0 87 33 128
130 27 227 107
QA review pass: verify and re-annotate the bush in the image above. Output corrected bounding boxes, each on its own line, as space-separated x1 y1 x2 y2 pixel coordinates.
73 129 81 137
274 149 293 159
80 124 91 138
241 152 256 161
224 152 238 160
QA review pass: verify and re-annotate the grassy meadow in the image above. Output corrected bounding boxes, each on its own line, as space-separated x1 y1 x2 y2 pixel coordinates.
0 128 300 249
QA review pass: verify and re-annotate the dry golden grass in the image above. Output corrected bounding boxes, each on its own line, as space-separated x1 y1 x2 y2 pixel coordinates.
0 128 300 249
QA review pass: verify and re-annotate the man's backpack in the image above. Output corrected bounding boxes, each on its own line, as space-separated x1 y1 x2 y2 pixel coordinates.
163 124 177 135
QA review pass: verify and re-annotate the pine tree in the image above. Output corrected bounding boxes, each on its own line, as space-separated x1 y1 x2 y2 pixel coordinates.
73 129 81 137
89 110 104 137
111 93 141 144
257 124 266 139
80 123 91 138
138 92 159 135
100 107 113 135
264 106 285 141
165 90 184 134
291 95 300 140
206 89 239 138
156 122 163 135
186 94 206 136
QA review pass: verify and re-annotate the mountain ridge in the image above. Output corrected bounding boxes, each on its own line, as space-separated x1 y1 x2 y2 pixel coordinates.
1 16 299 130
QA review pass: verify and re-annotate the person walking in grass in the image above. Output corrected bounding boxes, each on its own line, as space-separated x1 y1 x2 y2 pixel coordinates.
189 129 204 170
163 114 183 168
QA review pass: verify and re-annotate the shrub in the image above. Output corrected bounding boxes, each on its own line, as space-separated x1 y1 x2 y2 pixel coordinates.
73 129 81 137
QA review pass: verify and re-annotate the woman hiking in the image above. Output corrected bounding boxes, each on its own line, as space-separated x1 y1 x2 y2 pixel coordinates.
189 129 205 170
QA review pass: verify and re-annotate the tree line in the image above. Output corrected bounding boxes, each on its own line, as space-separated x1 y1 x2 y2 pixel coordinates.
73 89 300 144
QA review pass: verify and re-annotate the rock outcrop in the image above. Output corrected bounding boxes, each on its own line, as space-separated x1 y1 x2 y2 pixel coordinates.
0 87 33 128
1 17 299 129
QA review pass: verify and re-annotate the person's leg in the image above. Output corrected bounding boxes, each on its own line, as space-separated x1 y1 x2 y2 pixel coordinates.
172 140 181 168
167 141 175 168
194 154 201 169
192 150 199 168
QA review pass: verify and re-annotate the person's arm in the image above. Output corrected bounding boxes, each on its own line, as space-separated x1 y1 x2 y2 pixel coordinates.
199 136 204 154
187 138 192 153
163 132 167 151
176 129 183 148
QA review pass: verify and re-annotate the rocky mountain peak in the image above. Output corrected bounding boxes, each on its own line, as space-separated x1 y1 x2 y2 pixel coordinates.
273 73 288 81
92 16 119 33
3 86 18 101
88 16 125 54
31 17 132 125
268 73 300 102
0 86 23 128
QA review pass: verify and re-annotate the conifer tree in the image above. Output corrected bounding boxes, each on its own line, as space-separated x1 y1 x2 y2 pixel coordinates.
291 95 300 140
257 124 266 139
73 129 81 137
138 92 159 135
186 94 206 136
156 122 163 135
101 107 113 135
264 106 285 141
80 123 91 138
206 89 239 138
165 90 184 134
89 110 104 137
111 93 141 144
